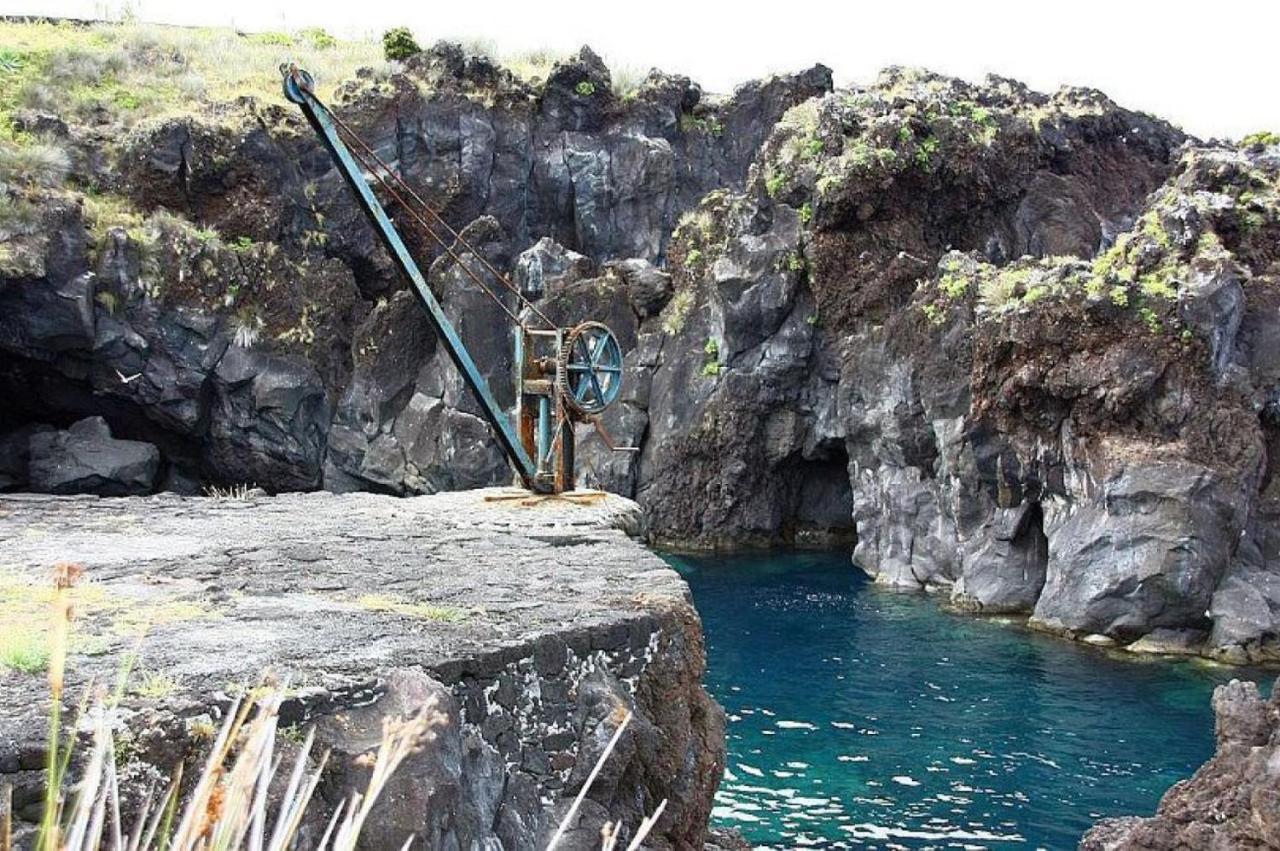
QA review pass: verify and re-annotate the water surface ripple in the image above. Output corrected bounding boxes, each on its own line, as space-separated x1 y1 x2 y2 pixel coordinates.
666 551 1275 850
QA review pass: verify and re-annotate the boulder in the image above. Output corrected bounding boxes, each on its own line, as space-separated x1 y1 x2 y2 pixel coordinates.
609 258 673 319
1032 462 1249 640
514 237 594 300
27 416 159 496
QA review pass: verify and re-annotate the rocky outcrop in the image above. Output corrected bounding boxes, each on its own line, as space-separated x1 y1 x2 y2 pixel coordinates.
860 142 1280 664
5 30 1280 662
0 40 828 496
0 196 359 492
631 68 1190 556
113 44 831 296
0 488 724 849
1081 678 1280 849
622 71 1280 663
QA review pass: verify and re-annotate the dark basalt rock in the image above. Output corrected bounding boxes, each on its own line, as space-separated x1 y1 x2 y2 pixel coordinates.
4 46 1280 661
27 416 160 495
515 236 595 300
324 217 515 494
0 424 52 491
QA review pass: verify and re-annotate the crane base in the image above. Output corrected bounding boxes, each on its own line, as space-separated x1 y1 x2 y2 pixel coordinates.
482 487 610 508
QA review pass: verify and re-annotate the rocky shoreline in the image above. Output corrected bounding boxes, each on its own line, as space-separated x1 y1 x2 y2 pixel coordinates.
1082 678 1280 849
4 34 1279 664
2 19 1280 847
0 488 723 849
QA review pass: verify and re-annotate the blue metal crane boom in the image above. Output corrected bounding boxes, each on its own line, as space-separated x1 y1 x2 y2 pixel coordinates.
280 65 627 494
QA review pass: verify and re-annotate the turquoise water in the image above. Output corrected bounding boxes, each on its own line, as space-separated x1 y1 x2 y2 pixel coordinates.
666 551 1275 850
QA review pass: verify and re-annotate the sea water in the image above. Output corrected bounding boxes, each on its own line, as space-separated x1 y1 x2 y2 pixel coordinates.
666 550 1275 850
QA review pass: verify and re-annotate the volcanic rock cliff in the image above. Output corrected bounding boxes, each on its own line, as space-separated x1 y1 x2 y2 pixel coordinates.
4 27 1280 664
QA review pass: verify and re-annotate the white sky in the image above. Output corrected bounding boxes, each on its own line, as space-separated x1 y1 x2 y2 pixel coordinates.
4 0 1276 140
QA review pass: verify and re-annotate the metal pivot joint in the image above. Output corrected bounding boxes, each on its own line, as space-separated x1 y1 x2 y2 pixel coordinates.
280 65 631 494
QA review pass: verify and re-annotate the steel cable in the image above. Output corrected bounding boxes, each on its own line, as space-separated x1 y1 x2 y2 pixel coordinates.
314 98 558 330
337 134 530 327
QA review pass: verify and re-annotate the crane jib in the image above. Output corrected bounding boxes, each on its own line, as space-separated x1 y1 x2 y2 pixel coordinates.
280 64 630 495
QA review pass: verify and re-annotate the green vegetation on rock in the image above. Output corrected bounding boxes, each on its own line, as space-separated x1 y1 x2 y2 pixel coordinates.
662 288 695 335
912 144 1280 343
680 112 724 137
1240 130 1280 147
382 26 422 61
702 337 722 376
756 66 1137 217
0 19 385 139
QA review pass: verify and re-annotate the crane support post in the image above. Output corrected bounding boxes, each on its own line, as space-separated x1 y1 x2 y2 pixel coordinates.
282 67 540 488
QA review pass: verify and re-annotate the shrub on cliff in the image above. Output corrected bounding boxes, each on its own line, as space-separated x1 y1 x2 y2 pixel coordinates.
382 26 421 61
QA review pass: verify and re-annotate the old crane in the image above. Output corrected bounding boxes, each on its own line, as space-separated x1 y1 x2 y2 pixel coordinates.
281 65 631 494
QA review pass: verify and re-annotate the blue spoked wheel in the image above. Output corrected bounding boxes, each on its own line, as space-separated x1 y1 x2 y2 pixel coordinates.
281 66 314 105
559 322 624 416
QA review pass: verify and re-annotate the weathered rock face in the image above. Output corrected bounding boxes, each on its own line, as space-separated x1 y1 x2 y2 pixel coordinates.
6 38 1280 663
622 73 1280 664
1081 678 1280 850
863 142 1280 663
0 197 359 492
116 44 831 296
0 489 724 849
631 68 1192 559
0 41 828 497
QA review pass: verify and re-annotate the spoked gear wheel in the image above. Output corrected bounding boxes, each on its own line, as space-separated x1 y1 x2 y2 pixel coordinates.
557 321 624 417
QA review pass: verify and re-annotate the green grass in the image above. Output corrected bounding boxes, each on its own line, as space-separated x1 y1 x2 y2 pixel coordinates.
502 47 564 83
131 670 179 699
1241 130 1280 147
0 140 69 187
0 626 50 673
0 19 386 138
355 593 467 622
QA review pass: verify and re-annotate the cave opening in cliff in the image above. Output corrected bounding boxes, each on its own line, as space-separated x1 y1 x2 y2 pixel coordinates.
0 352 210 493
779 442 856 548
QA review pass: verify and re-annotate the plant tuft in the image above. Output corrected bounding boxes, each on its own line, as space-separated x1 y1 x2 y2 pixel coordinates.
382 26 421 61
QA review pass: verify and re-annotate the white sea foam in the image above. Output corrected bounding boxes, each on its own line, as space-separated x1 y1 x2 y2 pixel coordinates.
841 822 1025 842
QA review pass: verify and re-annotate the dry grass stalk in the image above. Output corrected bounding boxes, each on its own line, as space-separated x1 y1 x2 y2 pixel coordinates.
0 565 447 851
39 686 446 851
